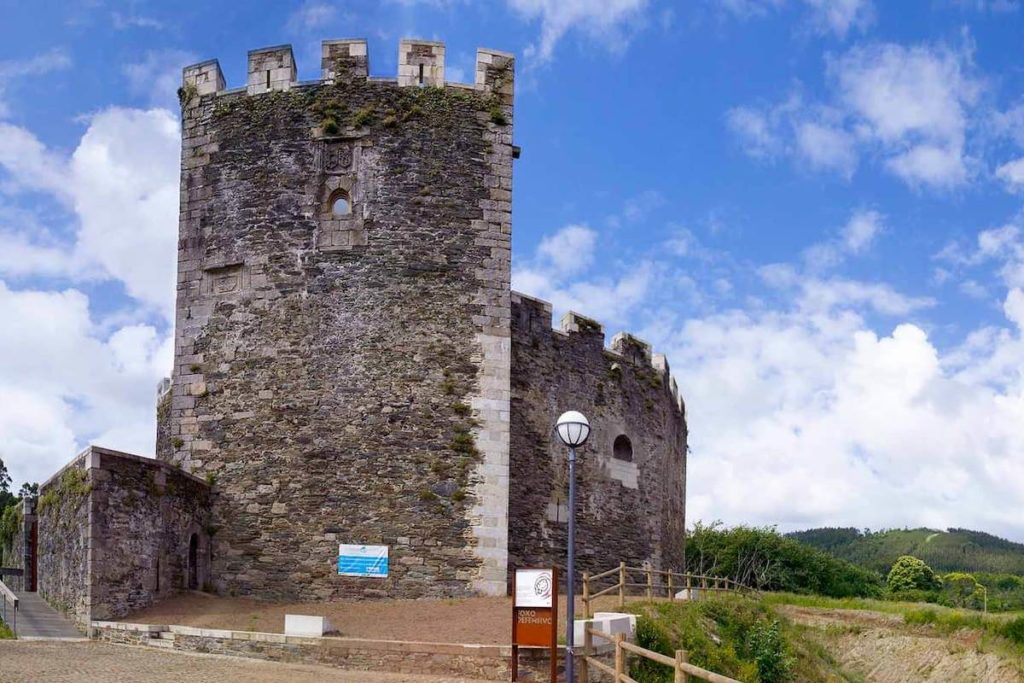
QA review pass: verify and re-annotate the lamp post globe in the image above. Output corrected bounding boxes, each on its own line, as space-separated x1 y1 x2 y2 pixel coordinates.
555 411 591 447
555 410 589 683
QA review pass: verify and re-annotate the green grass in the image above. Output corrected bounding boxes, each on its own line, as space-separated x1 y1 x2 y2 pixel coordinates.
0 618 14 639
619 594 858 682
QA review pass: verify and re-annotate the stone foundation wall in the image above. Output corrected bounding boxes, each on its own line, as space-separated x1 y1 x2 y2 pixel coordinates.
169 41 514 600
509 292 688 579
37 447 211 628
92 621 562 680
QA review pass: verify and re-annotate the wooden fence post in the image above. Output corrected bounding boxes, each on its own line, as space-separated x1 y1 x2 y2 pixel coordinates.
668 572 674 601
614 633 625 682
618 562 626 608
646 566 653 602
582 623 593 681
675 650 689 683
583 571 591 618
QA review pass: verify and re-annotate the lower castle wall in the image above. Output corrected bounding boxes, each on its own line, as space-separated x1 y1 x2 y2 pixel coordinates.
508 292 687 579
38 447 211 629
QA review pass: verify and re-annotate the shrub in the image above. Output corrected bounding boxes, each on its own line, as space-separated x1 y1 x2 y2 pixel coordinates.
748 620 793 683
887 556 941 593
630 616 674 683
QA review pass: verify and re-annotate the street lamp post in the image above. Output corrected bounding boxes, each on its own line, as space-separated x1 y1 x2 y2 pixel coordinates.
555 410 591 683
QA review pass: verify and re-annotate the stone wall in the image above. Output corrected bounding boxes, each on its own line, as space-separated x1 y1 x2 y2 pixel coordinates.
92 621 564 681
38 447 211 629
508 293 687 579
37 452 91 626
169 40 515 600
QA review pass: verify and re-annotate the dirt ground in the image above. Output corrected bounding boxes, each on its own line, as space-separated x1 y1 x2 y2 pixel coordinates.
126 592 632 644
0 641 497 683
779 605 1024 683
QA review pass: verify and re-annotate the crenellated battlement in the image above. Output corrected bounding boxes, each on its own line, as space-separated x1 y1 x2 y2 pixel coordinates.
181 39 514 102
511 291 685 414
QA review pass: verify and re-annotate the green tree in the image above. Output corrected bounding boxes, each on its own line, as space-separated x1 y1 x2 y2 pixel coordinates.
0 455 11 494
943 572 983 609
887 555 941 593
17 482 38 499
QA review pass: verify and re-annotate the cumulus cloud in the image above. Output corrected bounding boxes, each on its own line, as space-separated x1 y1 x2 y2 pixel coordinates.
728 39 983 189
0 106 180 487
0 108 180 319
654 276 1024 537
830 41 981 188
513 223 655 324
0 282 172 487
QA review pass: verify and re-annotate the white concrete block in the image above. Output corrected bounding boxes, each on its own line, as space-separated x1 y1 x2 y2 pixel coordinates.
674 588 701 601
284 614 333 637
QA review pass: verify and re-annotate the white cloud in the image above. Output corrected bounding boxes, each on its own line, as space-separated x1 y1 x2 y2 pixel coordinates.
841 209 882 253
802 0 874 37
123 49 197 108
286 1 339 32
513 223 654 324
506 0 648 64
729 40 984 189
830 41 981 188
996 157 1024 192
0 108 180 319
727 106 785 159
0 49 71 119
657 276 1024 537
0 282 171 487
802 209 883 270
536 224 597 274
714 0 873 38
795 120 858 176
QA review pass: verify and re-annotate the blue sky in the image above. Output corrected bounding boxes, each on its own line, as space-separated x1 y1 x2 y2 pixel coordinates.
3 0 1024 538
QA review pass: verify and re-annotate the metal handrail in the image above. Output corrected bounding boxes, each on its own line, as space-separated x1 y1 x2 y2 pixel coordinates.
0 578 18 636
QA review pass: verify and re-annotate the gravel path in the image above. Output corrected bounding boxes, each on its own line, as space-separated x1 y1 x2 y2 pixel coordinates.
0 641 499 683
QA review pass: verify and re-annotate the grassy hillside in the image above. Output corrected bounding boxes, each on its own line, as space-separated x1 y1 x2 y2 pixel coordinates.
787 527 1024 575
625 594 859 682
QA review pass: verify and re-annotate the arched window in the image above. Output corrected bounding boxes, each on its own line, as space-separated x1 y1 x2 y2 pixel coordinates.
330 189 351 216
613 434 633 462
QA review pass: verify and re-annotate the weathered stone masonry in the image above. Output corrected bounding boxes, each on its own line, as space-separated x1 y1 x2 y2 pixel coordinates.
509 294 687 577
37 447 210 629
167 40 514 600
34 37 686 613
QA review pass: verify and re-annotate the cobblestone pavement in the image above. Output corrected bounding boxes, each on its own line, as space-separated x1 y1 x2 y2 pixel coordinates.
0 641 499 683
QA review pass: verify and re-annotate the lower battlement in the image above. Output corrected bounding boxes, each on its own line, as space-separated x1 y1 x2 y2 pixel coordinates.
511 291 684 416
182 39 514 106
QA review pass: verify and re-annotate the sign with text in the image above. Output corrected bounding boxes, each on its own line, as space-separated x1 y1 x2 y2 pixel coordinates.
337 544 389 577
511 567 558 682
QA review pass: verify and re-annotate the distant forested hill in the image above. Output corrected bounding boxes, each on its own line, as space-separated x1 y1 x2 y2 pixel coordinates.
787 527 1024 575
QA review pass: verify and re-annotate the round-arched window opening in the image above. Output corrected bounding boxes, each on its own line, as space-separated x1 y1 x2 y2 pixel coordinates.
613 434 633 462
330 191 351 216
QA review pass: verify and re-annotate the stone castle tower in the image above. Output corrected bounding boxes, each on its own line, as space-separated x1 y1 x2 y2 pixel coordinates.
148 37 686 602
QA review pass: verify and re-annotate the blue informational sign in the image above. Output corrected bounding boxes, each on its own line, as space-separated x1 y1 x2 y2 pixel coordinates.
337 544 389 577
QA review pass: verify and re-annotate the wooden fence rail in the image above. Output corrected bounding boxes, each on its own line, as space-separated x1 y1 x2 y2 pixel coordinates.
581 562 756 618
583 627 741 683
0 578 18 636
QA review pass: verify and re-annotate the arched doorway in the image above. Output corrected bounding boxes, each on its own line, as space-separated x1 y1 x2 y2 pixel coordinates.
188 533 199 590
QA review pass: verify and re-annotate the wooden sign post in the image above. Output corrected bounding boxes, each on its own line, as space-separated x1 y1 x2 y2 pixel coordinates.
511 566 558 682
